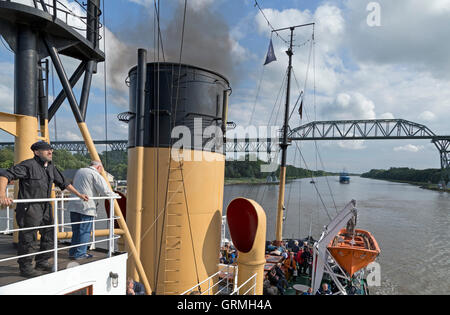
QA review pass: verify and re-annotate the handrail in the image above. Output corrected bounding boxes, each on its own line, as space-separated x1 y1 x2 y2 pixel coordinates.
0 194 121 274
180 264 239 295
230 273 257 295
179 264 259 296
0 0 102 40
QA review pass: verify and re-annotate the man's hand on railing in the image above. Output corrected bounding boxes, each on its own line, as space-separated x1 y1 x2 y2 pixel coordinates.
0 194 13 207
65 184 89 201
78 194 89 202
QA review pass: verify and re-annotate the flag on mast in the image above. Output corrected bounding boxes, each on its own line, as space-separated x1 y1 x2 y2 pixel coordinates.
299 99 304 120
264 39 277 65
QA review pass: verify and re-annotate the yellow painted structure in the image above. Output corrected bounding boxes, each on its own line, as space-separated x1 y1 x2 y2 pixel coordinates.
226 198 266 295
275 166 287 245
0 113 38 243
127 147 225 295
77 122 152 294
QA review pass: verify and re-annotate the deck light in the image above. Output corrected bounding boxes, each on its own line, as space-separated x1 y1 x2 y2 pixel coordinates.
109 272 119 288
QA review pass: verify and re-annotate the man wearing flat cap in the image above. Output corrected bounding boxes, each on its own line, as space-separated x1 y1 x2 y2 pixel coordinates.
0 141 88 278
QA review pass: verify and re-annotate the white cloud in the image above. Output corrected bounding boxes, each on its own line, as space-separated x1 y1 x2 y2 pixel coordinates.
379 112 395 119
393 144 425 152
418 111 436 122
337 140 366 150
345 0 450 79
322 92 376 120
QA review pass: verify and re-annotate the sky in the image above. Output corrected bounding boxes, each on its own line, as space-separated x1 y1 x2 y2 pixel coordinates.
0 0 449 173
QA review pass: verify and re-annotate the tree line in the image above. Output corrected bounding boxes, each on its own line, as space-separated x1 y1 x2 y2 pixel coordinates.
361 167 446 184
225 158 331 179
0 147 332 181
0 146 128 180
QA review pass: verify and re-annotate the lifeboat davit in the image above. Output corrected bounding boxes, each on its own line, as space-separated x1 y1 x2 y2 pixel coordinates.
328 229 380 277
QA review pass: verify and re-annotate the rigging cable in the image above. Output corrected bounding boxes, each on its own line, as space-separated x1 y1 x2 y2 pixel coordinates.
248 65 265 126
248 68 287 202
294 141 332 221
291 36 339 215
153 0 166 62
102 0 108 169
254 69 288 204
154 0 202 293
254 0 289 45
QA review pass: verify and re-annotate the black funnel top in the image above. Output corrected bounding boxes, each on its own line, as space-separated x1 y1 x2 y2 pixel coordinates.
128 62 230 152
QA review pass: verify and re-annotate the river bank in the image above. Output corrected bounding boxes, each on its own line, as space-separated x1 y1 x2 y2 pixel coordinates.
362 177 449 193
224 175 332 186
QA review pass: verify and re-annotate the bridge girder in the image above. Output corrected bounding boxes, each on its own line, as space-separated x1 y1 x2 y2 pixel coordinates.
0 119 448 184
288 119 436 141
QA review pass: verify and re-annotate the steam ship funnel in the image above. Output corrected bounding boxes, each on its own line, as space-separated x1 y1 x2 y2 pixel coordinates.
126 61 230 295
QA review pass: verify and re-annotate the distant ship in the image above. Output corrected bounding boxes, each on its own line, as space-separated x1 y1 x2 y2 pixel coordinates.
339 171 350 184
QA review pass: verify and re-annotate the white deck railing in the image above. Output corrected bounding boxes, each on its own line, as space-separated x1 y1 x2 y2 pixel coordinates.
230 273 257 295
0 194 121 273
181 264 257 296
0 0 102 39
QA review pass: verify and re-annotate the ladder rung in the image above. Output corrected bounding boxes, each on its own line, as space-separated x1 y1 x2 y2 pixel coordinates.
167 202 183 205
164 281 179 283
166 247 181 250
165 258 181 261
168 191 183 193
165 269 180 272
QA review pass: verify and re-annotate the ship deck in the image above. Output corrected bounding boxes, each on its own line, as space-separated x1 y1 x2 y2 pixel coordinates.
0 234 113 288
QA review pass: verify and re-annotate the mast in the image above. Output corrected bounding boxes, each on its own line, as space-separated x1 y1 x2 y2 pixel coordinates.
273 23 314 245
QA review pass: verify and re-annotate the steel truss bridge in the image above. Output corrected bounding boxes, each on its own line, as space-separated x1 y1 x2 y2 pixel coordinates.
0 119 448 182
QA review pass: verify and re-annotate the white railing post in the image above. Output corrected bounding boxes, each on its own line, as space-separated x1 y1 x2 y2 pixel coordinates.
234 265 238 292
90 217 96 250
53 200 58 272
60 193 65 233
5 187 10 233
108 196 114 257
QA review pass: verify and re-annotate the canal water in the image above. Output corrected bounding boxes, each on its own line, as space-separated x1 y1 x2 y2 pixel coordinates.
223 176 450 295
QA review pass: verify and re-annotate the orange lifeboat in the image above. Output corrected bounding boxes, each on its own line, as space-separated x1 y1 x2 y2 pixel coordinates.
328 229 380 277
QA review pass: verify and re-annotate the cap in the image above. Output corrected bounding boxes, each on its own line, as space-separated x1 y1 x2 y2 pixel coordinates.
30 141 53 151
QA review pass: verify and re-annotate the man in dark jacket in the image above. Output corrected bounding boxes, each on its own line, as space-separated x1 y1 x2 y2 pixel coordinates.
0 141 88 278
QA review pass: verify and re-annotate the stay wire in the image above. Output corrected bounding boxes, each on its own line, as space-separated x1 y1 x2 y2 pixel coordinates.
153 0 166 62
294 141 332 222
291 38 339 214
248 66 266 126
